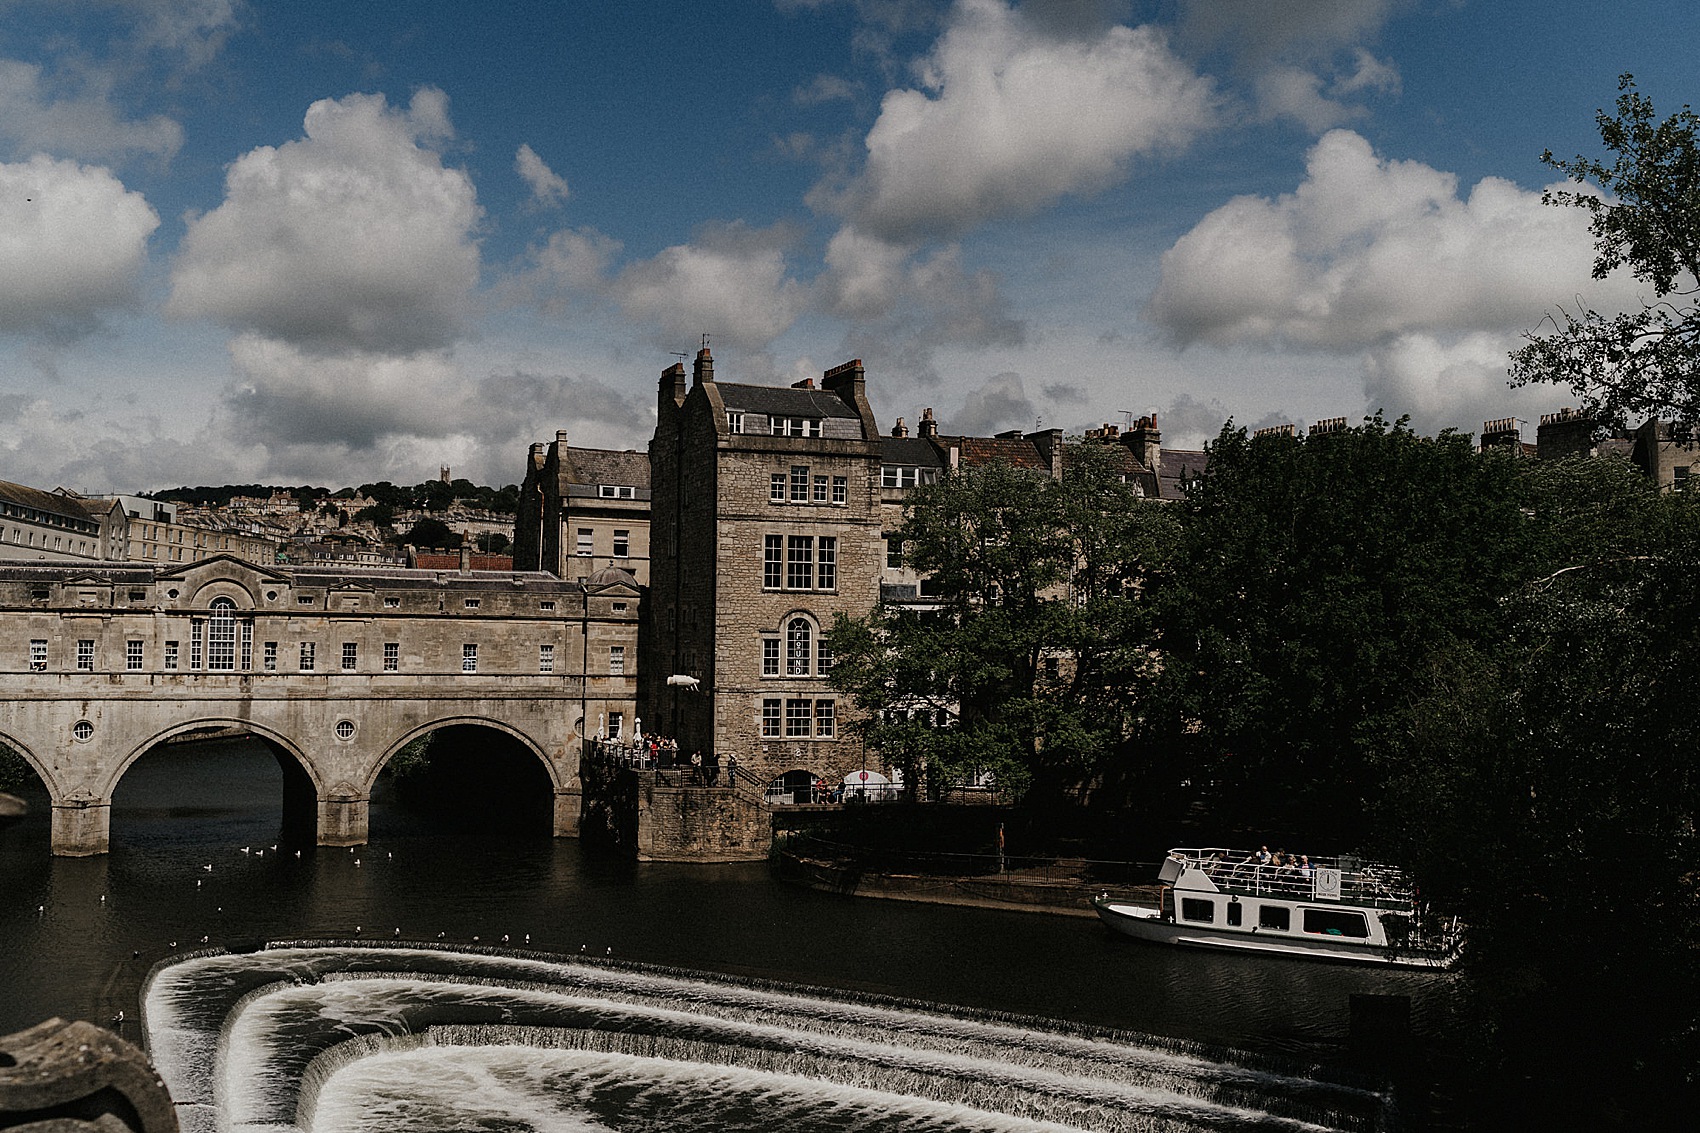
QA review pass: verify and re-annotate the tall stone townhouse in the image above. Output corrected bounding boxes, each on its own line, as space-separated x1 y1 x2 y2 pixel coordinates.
517 349 1199 795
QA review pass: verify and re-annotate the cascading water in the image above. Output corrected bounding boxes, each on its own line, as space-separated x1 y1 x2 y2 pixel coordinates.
143 944 1395 1133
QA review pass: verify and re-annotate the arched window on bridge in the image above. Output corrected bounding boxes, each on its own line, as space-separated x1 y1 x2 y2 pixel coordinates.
207 598 237 670
200 597 253 672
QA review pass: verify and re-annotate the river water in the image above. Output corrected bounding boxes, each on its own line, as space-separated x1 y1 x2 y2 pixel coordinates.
0 738 1454 1131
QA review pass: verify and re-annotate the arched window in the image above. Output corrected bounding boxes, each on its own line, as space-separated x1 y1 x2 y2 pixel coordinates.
207 598 237 671
786 617 812 676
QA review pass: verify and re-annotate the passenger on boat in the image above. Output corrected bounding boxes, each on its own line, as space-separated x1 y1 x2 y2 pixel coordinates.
1253 846 1272 866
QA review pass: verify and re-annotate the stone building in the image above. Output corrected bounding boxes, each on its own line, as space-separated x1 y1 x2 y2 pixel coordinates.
511 359 1205 798
645 349 884 792
0 554 639 854
0 480 127 563
514 432 651 585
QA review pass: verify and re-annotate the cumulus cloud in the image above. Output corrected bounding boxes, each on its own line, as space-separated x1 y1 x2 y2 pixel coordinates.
820 0 1216 244
216 333 653 479
1147 129 1625 351
527 220 809 352
1363 332 1558 439
947 370 1035 436
1175 0 1402 129
167 89 482 355
0 58 183 161
0 154 159 337
515 143 568 207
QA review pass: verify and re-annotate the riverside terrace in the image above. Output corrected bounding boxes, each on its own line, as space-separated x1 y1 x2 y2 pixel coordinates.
0 554 638 855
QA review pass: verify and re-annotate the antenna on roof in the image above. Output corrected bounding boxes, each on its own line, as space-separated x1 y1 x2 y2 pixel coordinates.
1035 415 1043 431
1119 410 1134 429
670 351 688 364
700 332 712 352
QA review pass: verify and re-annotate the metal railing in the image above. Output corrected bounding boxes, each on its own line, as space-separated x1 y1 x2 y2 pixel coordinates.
1169 847 1418 908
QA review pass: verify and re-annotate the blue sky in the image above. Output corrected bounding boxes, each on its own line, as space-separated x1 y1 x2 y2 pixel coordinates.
0 0 1694 492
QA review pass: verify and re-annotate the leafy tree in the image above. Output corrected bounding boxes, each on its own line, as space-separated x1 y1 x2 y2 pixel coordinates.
476 532 511 553
1511 75 1700 427
398 517 460 548
1142 417 1533 842
1377 471 1700 1128
354 502 395 527
829 446 1175 806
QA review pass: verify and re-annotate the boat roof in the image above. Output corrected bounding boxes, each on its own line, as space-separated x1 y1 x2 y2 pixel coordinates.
1166 847 1419 909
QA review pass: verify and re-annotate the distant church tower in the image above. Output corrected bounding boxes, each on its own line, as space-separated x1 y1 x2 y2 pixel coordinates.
439 466 451 483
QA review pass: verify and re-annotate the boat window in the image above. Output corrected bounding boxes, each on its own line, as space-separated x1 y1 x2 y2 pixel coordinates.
1226 901 1242 926
1180 898 1215 923
1303 909 1369 938
1259 906 1290 931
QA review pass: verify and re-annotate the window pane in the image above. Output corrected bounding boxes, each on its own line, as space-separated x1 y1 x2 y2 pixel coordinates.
832 476 847 504
815 700 835 737
785 698 812 737
790 465 808 502
817 537 836 591
763 535 783 588
813 475 828 502
787 619 811 675
462 643 478 672
770 474 786 502
761 698 782 737
787 536 812 589
761 637 779 676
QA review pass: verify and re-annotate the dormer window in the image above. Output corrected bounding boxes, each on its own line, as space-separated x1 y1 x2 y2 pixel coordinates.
775 416 821 437
727 411 744 434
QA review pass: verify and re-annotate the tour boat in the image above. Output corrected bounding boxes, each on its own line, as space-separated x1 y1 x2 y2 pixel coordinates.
1094 847 1459 970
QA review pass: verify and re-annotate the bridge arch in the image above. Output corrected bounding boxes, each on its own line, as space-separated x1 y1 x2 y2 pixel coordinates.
115 718 324 794
370 715 561 794
0 726 51 793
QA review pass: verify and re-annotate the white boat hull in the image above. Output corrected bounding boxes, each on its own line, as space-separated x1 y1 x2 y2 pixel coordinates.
1094 898 1451 970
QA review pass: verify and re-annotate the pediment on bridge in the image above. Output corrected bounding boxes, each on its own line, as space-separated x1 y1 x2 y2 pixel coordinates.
157 554 293 609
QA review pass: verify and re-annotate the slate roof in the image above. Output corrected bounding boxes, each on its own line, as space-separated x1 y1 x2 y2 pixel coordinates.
0 479 100 522
878 436 946 467
563 448 650 490
717 382 862 421
1156 449 1210 500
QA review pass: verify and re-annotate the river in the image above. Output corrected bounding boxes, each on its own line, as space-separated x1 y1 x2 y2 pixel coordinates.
0 737 1454 1131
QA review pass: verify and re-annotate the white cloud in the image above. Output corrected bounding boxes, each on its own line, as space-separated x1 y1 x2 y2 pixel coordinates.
528 220 809 352
823 0 1216 244
515 143 568 207
1363 332 1557 439
1175 0 1402 130
0 154 159 337
945 370 1034 435
167 89 482 355
1147 129 1623 351
0 58 183 161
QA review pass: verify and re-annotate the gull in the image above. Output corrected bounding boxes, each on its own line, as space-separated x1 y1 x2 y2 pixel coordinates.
354 859 361 867
295 850 302 858
200 936 208 944
502 934 509 943
525 934 530 944
437 932 445 939
196 880 202 888
99 895 105 904
240 847 250 854
203 864 213 872
393 928 401 937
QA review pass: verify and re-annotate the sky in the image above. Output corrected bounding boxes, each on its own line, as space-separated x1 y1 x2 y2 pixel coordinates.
0 0 1695 493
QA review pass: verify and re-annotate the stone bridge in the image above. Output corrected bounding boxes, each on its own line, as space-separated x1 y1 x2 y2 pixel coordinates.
0 556 639 855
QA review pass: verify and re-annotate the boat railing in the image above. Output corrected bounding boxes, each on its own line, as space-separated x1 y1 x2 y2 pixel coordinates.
1167 847 1418 907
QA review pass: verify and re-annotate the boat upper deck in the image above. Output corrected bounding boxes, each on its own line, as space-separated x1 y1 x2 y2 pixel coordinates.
1166 847 1419 910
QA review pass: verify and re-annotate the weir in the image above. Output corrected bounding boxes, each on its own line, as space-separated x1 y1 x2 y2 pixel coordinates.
144 945 1395 1133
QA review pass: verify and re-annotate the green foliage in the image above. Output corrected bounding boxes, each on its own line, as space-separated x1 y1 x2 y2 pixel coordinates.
476 531 512 553
1377 483 1700 1124
1143 416 1533 839
399 517 460 549
1511 74 1700 427
829 447 1176 805
384 733 435 780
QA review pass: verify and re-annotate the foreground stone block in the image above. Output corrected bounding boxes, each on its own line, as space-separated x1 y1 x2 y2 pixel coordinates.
0 1018 176 1133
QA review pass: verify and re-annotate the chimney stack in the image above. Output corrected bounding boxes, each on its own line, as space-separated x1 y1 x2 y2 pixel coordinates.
919 408 938 438
891 417 908 438
692 346 714 386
